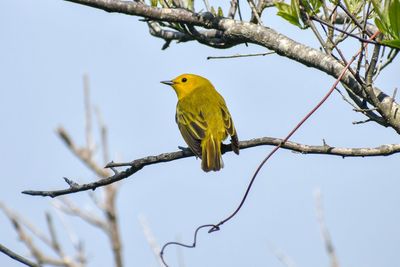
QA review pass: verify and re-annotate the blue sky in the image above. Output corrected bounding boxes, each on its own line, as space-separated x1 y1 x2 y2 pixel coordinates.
1 1 400 267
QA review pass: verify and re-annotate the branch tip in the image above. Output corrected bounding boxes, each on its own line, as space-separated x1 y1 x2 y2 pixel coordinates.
63 177 79 188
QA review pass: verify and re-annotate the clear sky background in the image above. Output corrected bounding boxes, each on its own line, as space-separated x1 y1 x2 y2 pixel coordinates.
1 1 399 267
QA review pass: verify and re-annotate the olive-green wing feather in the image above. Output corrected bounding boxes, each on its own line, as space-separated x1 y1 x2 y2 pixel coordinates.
220 104 239 155
176 109 208 157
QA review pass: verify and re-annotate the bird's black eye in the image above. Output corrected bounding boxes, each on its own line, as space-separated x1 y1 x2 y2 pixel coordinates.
182 77 187 82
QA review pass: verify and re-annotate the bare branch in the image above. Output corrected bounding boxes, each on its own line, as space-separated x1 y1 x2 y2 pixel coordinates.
310 15 378 46
0 243 41 267
56 127 109 178
337 2 370 36
207 51 274 59
83 74 94 154
363 43 398 128
0 202 52 247
46 213 64 259
52 208 87 265
56 77 124 267
267 243 297 267
228 0 238 19
314 189 340 267
54 198 107 230
22 137 400 197
352 118 372 125
378 49 399 72
10 219 67 266
138 215 164 267
248 0 262 24
1 202 83 267
94 106 109 164
103 184 123 267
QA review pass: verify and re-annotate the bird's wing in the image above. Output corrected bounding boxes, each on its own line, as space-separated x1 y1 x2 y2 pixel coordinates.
220 104 239 154
176 109 208 157
220 105 235 136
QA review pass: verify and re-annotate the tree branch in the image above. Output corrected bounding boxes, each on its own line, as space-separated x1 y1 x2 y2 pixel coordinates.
0 243 41 267
56 75 124 267
57 126 109 178
1 202 82 267
22 137 400 197
63 0 400 133
314 189 340 267
54 198 108 229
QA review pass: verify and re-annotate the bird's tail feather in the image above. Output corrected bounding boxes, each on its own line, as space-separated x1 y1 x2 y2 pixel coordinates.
201 135 223 172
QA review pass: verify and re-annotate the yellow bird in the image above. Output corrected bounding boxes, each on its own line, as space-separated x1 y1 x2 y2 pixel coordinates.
161 74 239 172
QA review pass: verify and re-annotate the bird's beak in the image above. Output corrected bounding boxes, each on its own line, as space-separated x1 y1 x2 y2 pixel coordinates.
160 80 174 86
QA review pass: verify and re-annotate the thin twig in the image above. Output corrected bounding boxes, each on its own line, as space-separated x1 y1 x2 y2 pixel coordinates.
379 49 399 72
311 15 378 45
314 188 340 267
94 106 109 164
337 2 369 36
45 213 64 259
54 198 107 230
267 242 297 267
10 219 67 266
0 202 52 247
207 51 274 60
56 127 109 178
202 0 210 12
248 0 262 24
139 215 164 267
352 118 372 125
52 207 87 265
83 74 94 155
0 243 41 267
228 0 238 18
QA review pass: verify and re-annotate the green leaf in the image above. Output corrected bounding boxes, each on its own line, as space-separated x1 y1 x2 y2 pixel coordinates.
309 0 322 12
187 0 194 10
371 0 384 18
275 1 303 28
301 0 321 14
291 0 300 18
375 18 389 35
150 0 158 7
381 39 400 49
343 0 363 14
277 11 302 27
373 0 400 44
275 2 291 15
388 0 400 39
218 6 224 17
210 6 216 16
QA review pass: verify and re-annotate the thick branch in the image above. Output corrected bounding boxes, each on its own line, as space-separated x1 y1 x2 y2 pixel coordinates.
22 137 400 197
63 0 400 133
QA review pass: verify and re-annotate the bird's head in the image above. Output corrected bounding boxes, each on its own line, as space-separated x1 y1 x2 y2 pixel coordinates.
161 74 211 100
